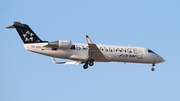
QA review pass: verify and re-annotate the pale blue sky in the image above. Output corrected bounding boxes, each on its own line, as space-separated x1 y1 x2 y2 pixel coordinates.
0 0 180 101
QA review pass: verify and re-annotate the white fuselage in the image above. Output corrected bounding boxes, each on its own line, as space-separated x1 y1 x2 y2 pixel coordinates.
24 42 164 64
7 21 165 70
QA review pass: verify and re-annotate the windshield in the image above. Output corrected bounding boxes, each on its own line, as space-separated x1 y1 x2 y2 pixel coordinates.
148 49 155 53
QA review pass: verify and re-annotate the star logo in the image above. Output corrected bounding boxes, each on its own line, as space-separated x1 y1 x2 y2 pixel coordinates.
23 30 34 42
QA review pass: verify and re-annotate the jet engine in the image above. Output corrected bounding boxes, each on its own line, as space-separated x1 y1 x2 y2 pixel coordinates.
48 40 72 49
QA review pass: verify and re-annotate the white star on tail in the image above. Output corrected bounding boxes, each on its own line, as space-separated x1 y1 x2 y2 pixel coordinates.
23 30 34 42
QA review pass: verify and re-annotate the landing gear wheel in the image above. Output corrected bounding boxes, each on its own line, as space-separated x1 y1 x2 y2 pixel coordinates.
88 59 94 66
151 67 155 71
151 63 155 71
89 61 94 66
83 64 88 69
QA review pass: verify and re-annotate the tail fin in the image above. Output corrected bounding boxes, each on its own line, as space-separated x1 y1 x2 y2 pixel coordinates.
6 21 46 43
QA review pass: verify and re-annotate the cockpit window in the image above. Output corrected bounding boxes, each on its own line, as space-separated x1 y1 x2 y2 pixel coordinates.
148 49 155 53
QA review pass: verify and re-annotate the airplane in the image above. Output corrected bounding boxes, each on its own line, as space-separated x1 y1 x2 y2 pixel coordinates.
6 21 165 71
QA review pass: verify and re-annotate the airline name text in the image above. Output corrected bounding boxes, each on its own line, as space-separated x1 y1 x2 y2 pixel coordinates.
75 45 142 54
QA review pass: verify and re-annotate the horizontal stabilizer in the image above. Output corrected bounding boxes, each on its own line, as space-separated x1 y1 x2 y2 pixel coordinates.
6 22 25 29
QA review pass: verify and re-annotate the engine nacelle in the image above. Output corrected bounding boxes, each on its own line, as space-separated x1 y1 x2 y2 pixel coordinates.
58 40 72 49
48 40 72 49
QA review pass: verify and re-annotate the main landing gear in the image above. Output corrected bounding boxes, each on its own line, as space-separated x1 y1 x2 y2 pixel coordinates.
151 63 155 71
83 60 94 69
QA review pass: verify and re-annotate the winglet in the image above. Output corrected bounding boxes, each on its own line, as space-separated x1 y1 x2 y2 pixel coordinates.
86 35 93 44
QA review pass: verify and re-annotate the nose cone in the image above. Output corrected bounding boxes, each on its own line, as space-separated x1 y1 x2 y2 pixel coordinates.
156 56 165 63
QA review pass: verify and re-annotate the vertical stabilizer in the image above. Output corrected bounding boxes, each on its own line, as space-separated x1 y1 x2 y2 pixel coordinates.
6 22 46 43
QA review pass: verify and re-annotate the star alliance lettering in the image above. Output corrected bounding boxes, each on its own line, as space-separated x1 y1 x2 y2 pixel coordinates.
75 45 142 54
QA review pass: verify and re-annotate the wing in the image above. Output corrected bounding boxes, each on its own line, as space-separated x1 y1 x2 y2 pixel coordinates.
86 35 110 62
51 57 82 65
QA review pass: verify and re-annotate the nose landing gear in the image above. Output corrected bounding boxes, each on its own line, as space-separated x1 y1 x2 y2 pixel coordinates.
151 63 155 71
